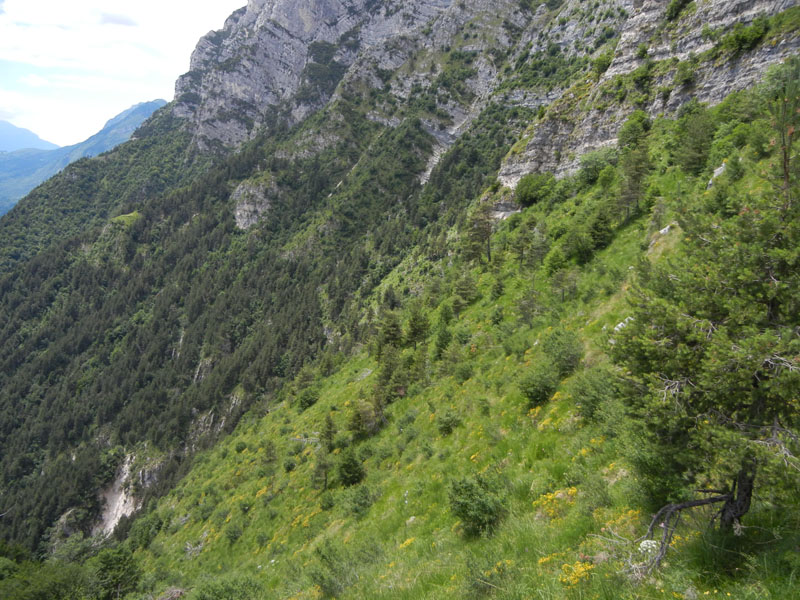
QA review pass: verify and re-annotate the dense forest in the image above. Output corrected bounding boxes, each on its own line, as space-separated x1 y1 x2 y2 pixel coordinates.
0 1 798 598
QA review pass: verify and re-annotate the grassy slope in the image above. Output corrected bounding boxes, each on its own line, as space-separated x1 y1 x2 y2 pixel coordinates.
1 5 798 599
133 137 799 598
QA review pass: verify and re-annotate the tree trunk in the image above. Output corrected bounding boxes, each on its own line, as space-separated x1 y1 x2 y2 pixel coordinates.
720 460 756 532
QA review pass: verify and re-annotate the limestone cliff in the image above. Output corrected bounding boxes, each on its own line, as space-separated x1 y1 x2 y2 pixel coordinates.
173 0 797 215
499 0 800 184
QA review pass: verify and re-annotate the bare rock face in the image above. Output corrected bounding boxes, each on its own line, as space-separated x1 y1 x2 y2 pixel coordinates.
174 0 456 150
604 0 796 80
499 0 800 186
93 455 138 538
232 179 276 229
173 0 797 219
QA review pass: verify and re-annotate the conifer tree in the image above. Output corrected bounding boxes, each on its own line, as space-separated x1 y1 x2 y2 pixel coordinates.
464 201 494 263
321 414 336 452
613 66 800 552
405 301 429 349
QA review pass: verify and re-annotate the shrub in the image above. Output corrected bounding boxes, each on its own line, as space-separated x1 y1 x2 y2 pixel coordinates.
0 556 18 579
674 59 695 87
225 522 243 544
189 574 265 600
541 327 583 376
578 147 617 187
297 387 320 410
338 448 366 486
543 246 567 275
518 358 559 406
665 0 692 21
308 541 355 598
565 365 617 421
449 474 506 536
515 172 555 206
437 409 461 435
347 484 375 518
720 17 768 55
320 492 335 510
454 362 474 383
592 50 613 76
491 306 504 325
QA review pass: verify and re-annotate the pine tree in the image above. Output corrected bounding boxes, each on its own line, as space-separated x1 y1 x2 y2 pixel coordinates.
321 414 336 452
337 448 366 487
312 448 333 491
618 110 651 220
405 301 429 349
612 72 800 554
464 201 494 263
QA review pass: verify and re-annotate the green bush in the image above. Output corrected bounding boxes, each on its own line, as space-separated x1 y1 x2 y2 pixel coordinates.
437 409 461 435
541 327 583 376
578 147 617 187
307 540 355 598
565 365 617 422
346 484 375 518
454 362 474 383
320 492 335 510
448 474 506 536
674 59 695 87
665 0 692 21
515 172 555 206
224 522 243 544
518 358 559 406
188 574 265 600
0 556 18 580
337 448 366 486
592 50 613 76
720 17 768 55
297 387 320 410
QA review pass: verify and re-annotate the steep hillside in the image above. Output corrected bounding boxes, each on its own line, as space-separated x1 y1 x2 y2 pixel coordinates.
0 1 798 598
0 101 167 216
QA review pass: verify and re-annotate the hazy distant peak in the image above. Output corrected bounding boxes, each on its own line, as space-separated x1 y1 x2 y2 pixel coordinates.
0 120 60 152
102 99 167 130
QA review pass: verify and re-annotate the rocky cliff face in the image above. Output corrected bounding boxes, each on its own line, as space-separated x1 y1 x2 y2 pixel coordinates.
174 0 455 149
174 0 797 208
499 0 800 184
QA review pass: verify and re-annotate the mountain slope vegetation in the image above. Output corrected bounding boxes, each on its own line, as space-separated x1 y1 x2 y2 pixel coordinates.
0 101 167 216
0 1 798 599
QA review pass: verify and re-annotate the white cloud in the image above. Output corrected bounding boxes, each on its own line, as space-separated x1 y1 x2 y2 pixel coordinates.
0 0 245 145
100 13 138 27
20 74 49 88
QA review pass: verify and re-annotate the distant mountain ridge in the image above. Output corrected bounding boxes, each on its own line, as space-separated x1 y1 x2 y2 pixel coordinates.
0 99 167 215
0 120 59 152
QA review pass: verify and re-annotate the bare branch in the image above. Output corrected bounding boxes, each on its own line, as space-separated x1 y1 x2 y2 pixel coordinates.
763 354 800 374
630 493 731 577
681 314 718 339
657 375 695 405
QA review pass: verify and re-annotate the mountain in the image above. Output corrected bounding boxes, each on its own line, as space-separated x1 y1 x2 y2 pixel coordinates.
0 1 798 598
0 121 59 152
0 100 167 215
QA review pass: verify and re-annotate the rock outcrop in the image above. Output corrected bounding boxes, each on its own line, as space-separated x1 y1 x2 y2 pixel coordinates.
173 0 797 214
499 0 800 185
174 0 456 149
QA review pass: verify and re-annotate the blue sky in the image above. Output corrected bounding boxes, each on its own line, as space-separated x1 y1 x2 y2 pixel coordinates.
0 0 245 146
